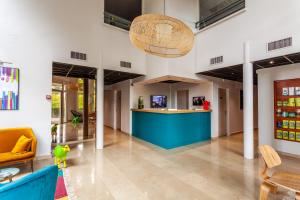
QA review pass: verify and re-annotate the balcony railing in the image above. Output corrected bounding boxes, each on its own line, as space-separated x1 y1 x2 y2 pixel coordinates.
196 0 245 30
104 11 132 31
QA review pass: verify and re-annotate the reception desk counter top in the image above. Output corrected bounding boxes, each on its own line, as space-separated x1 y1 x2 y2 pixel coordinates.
131 109 212 114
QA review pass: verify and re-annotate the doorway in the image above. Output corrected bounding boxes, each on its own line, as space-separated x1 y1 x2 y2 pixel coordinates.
177 90 189 109
218 88 228 137
52 63 97 145
116 91 122 130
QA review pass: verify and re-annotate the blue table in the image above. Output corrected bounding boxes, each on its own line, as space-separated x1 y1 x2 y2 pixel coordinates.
132 109 211 149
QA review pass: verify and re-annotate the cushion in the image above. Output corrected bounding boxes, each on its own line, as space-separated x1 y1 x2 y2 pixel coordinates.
0 152 34 163
11 135 32 154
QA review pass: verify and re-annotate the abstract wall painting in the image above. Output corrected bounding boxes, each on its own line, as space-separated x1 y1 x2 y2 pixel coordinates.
0 66 19 110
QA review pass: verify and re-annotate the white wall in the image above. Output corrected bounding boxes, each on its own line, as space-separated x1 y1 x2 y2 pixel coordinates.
196 0 300 72
105 80 172 135
132 83 171 108
0 0 103 156
258 63 300 155
143 0 164 14
145 55 169 79
0 0 202 156
165 0 199 29
101 26 147 75
2 0 300 156
142 0 300 78
104 90 115 128
107 80 132 134
142 0 300 80
171 82 213 109
167 45 200 80
204 77 258 138
142 0 200 80
143 0 199 30
0 0 147 156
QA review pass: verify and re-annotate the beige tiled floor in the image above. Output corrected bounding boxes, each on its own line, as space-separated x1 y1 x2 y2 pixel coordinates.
13 127 300 199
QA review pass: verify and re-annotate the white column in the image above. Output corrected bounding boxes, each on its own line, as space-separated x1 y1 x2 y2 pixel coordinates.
243 42 254 159
96 68 104 150
113 90 117 130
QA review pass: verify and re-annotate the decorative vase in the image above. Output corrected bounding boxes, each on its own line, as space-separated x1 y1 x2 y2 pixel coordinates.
138 96 144 109
203 100 210 110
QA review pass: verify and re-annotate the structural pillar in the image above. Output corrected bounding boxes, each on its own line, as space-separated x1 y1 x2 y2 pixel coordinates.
243 42 254 159
96 69 104 150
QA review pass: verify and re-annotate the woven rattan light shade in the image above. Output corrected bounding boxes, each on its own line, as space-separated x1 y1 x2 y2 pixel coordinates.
129 14 194 58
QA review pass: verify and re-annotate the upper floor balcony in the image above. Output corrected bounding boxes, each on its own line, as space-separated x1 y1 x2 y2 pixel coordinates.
196 0 245 30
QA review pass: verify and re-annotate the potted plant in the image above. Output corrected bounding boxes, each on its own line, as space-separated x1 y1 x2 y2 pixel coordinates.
72 116 80 128
51 124 58 143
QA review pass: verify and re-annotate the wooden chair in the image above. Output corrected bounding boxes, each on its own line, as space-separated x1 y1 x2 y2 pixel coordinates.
259 145 300 200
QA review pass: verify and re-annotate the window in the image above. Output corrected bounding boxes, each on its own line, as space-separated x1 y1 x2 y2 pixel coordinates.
52 90 61 121
104 0 142 31
89 80 96 113
77 79 84 111
196 0 245 30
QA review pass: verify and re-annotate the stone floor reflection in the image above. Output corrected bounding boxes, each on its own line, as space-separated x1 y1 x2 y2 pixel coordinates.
52 122 95 145
6 128 300 199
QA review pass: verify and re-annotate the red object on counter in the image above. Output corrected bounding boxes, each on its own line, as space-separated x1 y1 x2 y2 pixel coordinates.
203 100 210 110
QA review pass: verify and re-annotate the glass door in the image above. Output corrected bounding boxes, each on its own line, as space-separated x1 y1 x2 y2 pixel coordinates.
52 83 64 124
51 90 62 124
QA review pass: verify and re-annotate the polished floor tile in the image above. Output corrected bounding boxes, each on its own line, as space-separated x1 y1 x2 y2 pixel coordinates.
9 127 300 199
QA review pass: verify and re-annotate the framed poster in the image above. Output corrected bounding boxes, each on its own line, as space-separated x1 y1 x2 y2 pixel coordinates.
0 66 19 110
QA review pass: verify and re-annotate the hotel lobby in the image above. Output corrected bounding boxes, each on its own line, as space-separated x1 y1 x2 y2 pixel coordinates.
1 0 300 200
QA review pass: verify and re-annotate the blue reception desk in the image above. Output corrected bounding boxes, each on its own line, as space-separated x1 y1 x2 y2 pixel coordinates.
132 109 211 149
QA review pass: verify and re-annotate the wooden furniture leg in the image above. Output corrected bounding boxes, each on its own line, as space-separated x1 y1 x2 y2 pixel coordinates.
8 175 12 183
260 182 271 200
31 160 34 172
268 182 278 194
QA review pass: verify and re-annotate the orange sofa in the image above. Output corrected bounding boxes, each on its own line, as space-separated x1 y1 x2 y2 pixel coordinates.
0 128 37 171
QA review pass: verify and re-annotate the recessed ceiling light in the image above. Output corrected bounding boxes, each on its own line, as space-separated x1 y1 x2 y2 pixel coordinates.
269 60 274 64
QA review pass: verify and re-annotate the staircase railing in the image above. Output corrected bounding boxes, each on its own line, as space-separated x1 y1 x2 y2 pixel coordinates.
104 11 132 31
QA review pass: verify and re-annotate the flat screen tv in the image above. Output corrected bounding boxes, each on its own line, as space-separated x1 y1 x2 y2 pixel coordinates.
150 95 167 108
193 96 205 106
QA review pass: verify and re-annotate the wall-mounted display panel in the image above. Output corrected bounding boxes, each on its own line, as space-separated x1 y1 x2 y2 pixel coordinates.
0 66 19 110
274 78 300 142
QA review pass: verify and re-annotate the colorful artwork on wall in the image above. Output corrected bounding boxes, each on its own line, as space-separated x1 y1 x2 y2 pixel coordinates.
0 66 19 110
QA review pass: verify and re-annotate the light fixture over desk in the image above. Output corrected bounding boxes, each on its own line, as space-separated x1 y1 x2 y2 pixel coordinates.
129 0 194 58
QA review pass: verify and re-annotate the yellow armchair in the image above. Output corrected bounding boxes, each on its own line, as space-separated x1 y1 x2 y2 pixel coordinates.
0 128 37 171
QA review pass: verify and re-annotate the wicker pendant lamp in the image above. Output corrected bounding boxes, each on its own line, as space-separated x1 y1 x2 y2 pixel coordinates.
129 0 194 58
